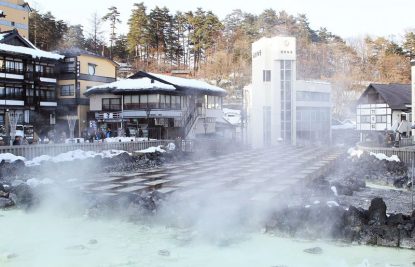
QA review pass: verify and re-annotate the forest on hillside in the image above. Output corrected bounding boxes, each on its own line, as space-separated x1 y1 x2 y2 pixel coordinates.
28 3 415 119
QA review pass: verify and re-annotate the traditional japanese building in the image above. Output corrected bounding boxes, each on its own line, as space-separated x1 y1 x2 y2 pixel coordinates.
0 29 63 141
85 71 227 139
357 83 412 140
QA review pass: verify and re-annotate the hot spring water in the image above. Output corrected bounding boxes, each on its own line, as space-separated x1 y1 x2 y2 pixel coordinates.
0 209 413 267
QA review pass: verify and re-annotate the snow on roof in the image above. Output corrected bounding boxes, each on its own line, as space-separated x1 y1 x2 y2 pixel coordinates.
148 72 226 94
0 43 64 60
86 78 176 93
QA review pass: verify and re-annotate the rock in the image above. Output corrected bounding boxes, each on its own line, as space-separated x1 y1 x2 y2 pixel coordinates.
368 198 387 225
345 206 367 227
88 239 98 245
303 247 323 254
6 253 18 259
0 190 9 198
0 197 14 208
387 213 408 226
10 183 33 207
158 249 170 256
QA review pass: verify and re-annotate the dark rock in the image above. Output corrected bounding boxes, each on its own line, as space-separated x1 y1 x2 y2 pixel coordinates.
0 197 14 208
0 190 9 198
88 239 98 245
158 249 170 256
303 247 323 254
368 198 387 225
10 183 33 207
387 213 408 226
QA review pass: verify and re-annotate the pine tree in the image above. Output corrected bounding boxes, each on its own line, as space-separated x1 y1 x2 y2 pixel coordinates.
102 6 121 59
127 2 149 61
61 24 86 49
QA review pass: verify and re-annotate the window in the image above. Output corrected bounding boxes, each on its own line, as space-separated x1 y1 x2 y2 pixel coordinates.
88 64 96 75
60 85 75 96
376 115 387 123
360 115 371 123
102 98 121 111
263 70 271 82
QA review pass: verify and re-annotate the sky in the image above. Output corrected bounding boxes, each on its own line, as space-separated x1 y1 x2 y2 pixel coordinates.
31 0 414 42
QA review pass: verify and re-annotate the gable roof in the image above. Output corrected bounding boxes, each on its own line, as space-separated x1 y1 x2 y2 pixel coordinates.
0 29 34 48
0 29 63 60
359 83 411 110
85 71 227 96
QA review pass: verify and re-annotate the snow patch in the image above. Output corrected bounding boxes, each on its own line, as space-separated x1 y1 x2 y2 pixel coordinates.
137 146 166 153
348 147 363 158
330 186 338 197
326 201 340 207
26 149 128 166
0 153 25 163
369 152 400 162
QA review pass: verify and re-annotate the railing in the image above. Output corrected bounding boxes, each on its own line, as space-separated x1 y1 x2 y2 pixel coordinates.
182 104 200 138
0 140 179 160
356 142 415 165
359 137 413 148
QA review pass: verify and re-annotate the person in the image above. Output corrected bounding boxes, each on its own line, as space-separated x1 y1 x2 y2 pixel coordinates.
13 136 21 145
125 127 130 137
138 127 143 138
106 127 112 138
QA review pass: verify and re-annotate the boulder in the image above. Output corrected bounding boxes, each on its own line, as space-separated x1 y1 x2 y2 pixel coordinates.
368 198 387 225
10 183 33 207
303 247 323 254
0 197 14 208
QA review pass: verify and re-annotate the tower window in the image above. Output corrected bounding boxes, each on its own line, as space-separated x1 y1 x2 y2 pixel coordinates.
263 70 271 82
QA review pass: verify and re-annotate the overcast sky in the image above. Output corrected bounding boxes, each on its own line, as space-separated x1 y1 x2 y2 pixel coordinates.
31 0 414 41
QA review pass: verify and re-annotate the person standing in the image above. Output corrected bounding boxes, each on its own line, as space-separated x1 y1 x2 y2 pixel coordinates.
106 127 112 138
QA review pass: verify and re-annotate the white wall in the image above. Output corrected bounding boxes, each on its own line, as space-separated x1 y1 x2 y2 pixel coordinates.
89 94 120 111
248 36 296 148
412 62 415 136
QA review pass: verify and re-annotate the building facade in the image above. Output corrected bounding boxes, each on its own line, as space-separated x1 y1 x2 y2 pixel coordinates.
85 71 227 139
0 29 63 142
357 83 412 140
247 36 331 148
0 0 30 38
57 48 117 137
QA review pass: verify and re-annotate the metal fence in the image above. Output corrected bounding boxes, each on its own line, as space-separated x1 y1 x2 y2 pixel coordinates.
357 143 415 165
0 140 180 160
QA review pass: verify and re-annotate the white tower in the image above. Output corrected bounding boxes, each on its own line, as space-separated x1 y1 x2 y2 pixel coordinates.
247 36 296 148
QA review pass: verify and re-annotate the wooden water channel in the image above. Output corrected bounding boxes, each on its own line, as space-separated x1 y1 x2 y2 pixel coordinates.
67 145 342 202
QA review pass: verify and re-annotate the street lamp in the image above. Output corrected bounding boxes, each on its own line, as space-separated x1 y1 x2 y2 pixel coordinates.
145 106 151 141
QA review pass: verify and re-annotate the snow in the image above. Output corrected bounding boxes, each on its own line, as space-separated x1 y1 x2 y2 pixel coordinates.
148 72 227 94
0 153 25 163
369 152 400 162
166 143 176 151
347 147 364 158
25 149 128 166
86 78 176 93
330 186 338 196
87 73 227 95
0 43 64 60
348 147 400 162
326 200 340 207
137 146 166 153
